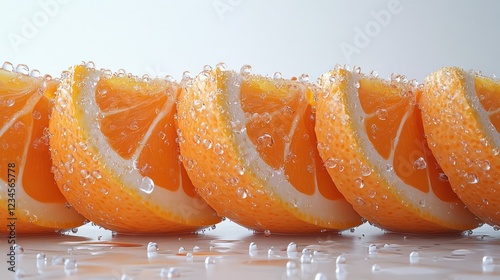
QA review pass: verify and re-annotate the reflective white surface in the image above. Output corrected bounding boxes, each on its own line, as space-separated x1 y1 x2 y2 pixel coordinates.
2 222 500 279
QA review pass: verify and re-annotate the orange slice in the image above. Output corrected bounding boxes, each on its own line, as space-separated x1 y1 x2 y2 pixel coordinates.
314 66 481 233
420 67 500 227
176 64 362 234
0 63 85 234
48 63 220 234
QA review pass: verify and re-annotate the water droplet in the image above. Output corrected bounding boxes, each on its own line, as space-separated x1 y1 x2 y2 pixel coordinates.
2 61 14 71
147 242 159 252
216 62 227 71
354 178 364 188
52 255 65 265
213 143 224 155
368 244 377 253
354 81 360 89
240 65 252 75
371 264 381 273
360 165 372 176
64 258 77 269
418 199 426 208
267 246 275 258
375 108 388 120
264 230 271 237
286 242 297 253
5 98 15 107
272 72 283 80
182 71 191 81
299 73 309 83
248 242 257 254
16 64 29 75
256 134 274 148
466 173 479 184
409 251 420 263
13 244 24 254
286 260 298 277
205 256 216 265
480 137 489 147
438 172 449 182
236 187 248 199
354 197 365 205
413 157 427 170
178 247 186 254
370 70 379 78
140 176 155 194
483 256 494 266
202 139 213 149
300 253 312 264
324 158 338 169
336 255 346 264
479 160 491 171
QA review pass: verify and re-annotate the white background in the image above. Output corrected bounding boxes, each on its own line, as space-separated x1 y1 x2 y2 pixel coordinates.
1 0 499 83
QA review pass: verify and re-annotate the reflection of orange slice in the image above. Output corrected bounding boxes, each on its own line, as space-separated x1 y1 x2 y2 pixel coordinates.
0 63 85 234
420 67 500 227
314 67 481 233
176 65 362 234
49 64 220 233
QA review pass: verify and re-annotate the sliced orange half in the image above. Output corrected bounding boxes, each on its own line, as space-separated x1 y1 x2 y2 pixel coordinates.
49 64 220 234
420 67 500 227
314 66 481 233
176 65 362 234
0 63 85 234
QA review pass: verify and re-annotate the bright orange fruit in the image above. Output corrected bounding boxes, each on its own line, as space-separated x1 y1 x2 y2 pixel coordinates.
48 63 220 234
176 65 363 234
420 67 500 227
0 63 85 234
314 66 481 233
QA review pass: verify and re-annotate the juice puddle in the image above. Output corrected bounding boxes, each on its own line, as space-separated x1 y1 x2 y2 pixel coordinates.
2 221 500 279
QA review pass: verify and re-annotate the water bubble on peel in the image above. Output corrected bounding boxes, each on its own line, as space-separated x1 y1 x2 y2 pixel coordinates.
216 62 227 71
140 176 155 194
5 99 15 107
257 134 274 148
30 69 41 77
466 173 479 184
299 73 309 83
409 251 420 263
182 71 191 81
354 178 365 188
2 61 14 71
273 72 282 79
287 242 298 253
236 187 248 199
15 64 29 75
413 157 427 170
147 242 159 252
240 65 252 76
360 165 372 176
418 199 427 208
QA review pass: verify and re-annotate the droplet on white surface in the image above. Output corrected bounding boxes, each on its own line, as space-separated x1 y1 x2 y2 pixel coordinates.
147 242 159 252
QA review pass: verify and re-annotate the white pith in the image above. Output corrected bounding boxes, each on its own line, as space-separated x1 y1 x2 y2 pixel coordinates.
223 71 361 226
461 71 500 148
0 80 82 227
337 71 476 224
71 67 216 224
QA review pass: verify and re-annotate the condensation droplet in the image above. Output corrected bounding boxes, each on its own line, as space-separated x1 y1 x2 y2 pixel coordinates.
409 251 420 263
264 229 271 237
140 176 155 194
236 187 248 199
240 65 252 76
413 157 427 170
273 72 282 79
257 134 274 148
354 178 364 188
375 108 388 120
147 242 159 252
466 173 479 184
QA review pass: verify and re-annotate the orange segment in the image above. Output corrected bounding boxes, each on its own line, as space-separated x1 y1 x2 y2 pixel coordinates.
177 65 362 234
49 64 220 234
420 67 500 227
315 66 480 233
0 64 85 234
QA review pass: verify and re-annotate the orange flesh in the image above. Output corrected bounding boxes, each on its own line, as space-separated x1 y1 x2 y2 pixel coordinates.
94 76 195 196
358 78 457 202
0 73 65 203
239 76 343 200
476 76 500 131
